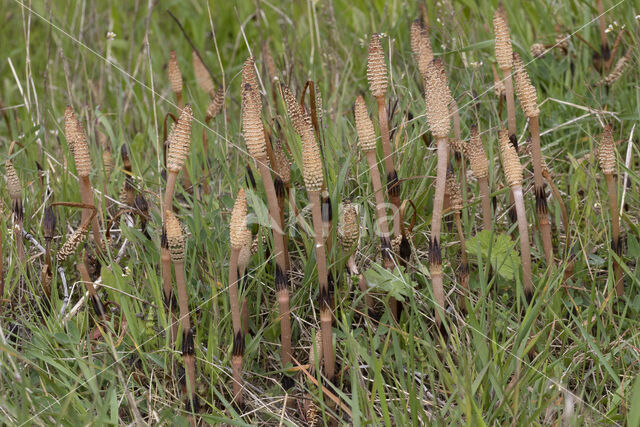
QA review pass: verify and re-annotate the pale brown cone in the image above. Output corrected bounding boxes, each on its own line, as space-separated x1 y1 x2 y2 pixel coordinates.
301 119 324 192
238 228 253 272
499 129 522 187
64 105 79 153
367 33 388 97
530 43 546 58
64 106 91 176
493 5 513 70
168 50 183 94
597 50 632 87
166 104 193 173
446 172 463 212
242 83 267 160
192 51 215 95
513 53 539 117
281 84 305 136
273 139 291 185
424 59 452 139
354 95 377 152
56 222 90 263
242 57 259 97
599 125 616 175
165 210 185 263
410 19 433 76
5 160 21 200
340 202 359 250
206 87 225 120
230 189 247 250
466 125 489 179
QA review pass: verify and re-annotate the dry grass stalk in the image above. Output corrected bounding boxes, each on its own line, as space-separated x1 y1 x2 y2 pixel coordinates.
423 59 452 328
340 201 375 313
513 53 553 265
466 125 492 230
368 34 401 237
242 71 293 375
64 106 104 250
5 159 24 265
229 189 248 407
192 50 214 96
493 4 517 146
598 125 623 296
499 130 534 301
168 50 183 108
165 210 198 414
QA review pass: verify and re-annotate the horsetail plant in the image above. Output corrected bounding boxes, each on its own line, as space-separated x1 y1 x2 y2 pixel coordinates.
242 62 293 377
228 189 248 408
5 159 24 265
599 125 623 296
165 210 198 415
169 50 184 109
493 4 517 148
300 101 335 384
410 19 433 77
368 33 401 237
192 50 215 97
340 201 375 313
355 95 397 318
512 52 553 265
64 106 104 250
466 125 492 230
164 104 193 210
423 59 452 329
498 130 534 302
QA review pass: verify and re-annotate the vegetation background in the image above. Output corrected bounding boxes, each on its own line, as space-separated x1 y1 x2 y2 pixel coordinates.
1 0 639 425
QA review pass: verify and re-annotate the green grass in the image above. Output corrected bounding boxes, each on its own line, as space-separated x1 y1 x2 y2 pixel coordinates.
1 0 640 425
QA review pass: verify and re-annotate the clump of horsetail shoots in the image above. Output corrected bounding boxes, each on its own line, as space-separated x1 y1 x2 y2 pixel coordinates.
5 160 24 265
368 34 401 237
466 125 491 230
168 50 184 109
423 59 452 328
192 50 215 96
446 171 469 305
64 106 104 250
599 125 623 296
410 19 433 77
228 189 248 408
493 4 517 147
499 130 533 302
340 201 374 313
241 67 293 377
165 210 198 413
164 104 193 210
513 52 553 264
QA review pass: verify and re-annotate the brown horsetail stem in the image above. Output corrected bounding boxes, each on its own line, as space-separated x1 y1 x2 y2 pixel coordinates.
410 19 433 77
64 106 104 250
423 58 452 328
300 103 335 383
467 125 492 230
446 171 469 306
161 227 178 346
368 33 401 237
596 0 610 65
341 201 375 313
241 72 293 376
499 130 534 302
192 50 215 96
599 125 623 296
513 53 553 265
164 104 193 210
168 50 183 109
355 95 397 318
493 4 517 148
5 159 24 265
229 189 247 407
165 210 198 415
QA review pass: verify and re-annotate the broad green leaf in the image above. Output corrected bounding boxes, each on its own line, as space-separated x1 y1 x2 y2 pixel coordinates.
466 230 521 281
